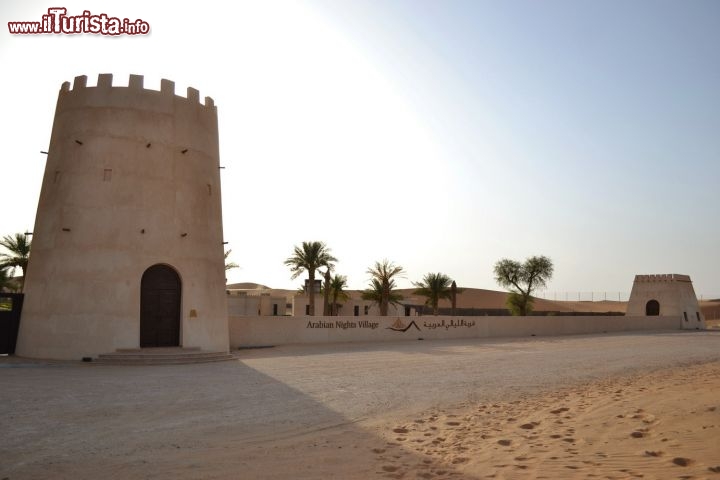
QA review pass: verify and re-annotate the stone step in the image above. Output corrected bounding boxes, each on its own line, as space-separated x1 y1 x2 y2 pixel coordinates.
98 352 230 360
94 348 235 366
114 347 202 353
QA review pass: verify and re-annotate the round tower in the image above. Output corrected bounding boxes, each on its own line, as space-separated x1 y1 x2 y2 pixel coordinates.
16 74 229 360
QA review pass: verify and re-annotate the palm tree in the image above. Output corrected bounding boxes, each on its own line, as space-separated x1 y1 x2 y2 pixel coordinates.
0 266 13 293
284 241 337 316
0 233 31 292
364 259 405 316
362 278 404 315
224 249 239 271
413 272 462 315
320 267 332 315
325 274 350 316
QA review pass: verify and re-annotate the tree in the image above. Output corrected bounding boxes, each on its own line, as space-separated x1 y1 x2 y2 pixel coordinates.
224 249 239 271
493 255 553 316
284 241 337 316
320 267 332 316
362 278 404 314
325 274 350 316
413 272 463 315
364 259 404 316
0 266 13 292
0 233 31 292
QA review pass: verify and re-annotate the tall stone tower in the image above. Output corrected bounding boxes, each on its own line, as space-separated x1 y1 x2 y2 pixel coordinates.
16 74 229 360
626 274 705 330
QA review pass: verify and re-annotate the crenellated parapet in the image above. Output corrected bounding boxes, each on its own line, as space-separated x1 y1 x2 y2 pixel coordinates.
58 73 216 110
633 274 692 283
48 73 219 162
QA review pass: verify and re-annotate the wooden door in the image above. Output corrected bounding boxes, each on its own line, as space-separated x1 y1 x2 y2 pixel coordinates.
140 265 181 347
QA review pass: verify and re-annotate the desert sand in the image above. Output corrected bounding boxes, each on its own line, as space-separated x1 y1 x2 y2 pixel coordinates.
373 362 720 479
2 332 719 479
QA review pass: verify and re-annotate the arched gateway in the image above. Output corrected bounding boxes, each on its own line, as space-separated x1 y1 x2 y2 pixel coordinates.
141 265 181 347
645 299 660 316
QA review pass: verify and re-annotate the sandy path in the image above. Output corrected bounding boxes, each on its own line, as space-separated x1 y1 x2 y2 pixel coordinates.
1 331 719 479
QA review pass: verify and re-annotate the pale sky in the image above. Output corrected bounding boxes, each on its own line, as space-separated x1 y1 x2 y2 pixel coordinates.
1 1 718 296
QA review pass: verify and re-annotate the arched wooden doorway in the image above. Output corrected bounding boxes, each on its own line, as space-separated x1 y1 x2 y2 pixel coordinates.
140 264 181 347
646 299 660 316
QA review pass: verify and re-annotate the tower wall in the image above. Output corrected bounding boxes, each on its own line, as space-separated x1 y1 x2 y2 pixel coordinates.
16 74 229 360
626 274 705 330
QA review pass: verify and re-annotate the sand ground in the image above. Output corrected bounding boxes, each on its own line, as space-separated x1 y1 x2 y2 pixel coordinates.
1 331 719 479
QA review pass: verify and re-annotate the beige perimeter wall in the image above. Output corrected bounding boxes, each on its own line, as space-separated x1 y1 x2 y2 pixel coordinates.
229 315 682 348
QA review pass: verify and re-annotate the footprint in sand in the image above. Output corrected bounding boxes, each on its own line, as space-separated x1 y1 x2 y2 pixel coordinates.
550 407 570 414
373 448 386 454
520 422 539 430
630 431 645 438
393 428 409 434
672 457 693 467
497 439 512 446
446 421 461 426
381 465 399 472
708 466 720 473
644 450 663 457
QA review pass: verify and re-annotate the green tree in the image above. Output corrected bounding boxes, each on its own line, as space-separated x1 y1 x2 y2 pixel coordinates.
224 249 239 271
0 266 13 293
362 278 404 314
493 255 554 316
325 274 350 316
0 233 31 292
320 267 333 316
363 259 404 316
284 241 337 316
413 272 463 315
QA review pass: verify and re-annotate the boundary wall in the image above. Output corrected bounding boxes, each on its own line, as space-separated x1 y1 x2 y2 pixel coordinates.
229 315 682 348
